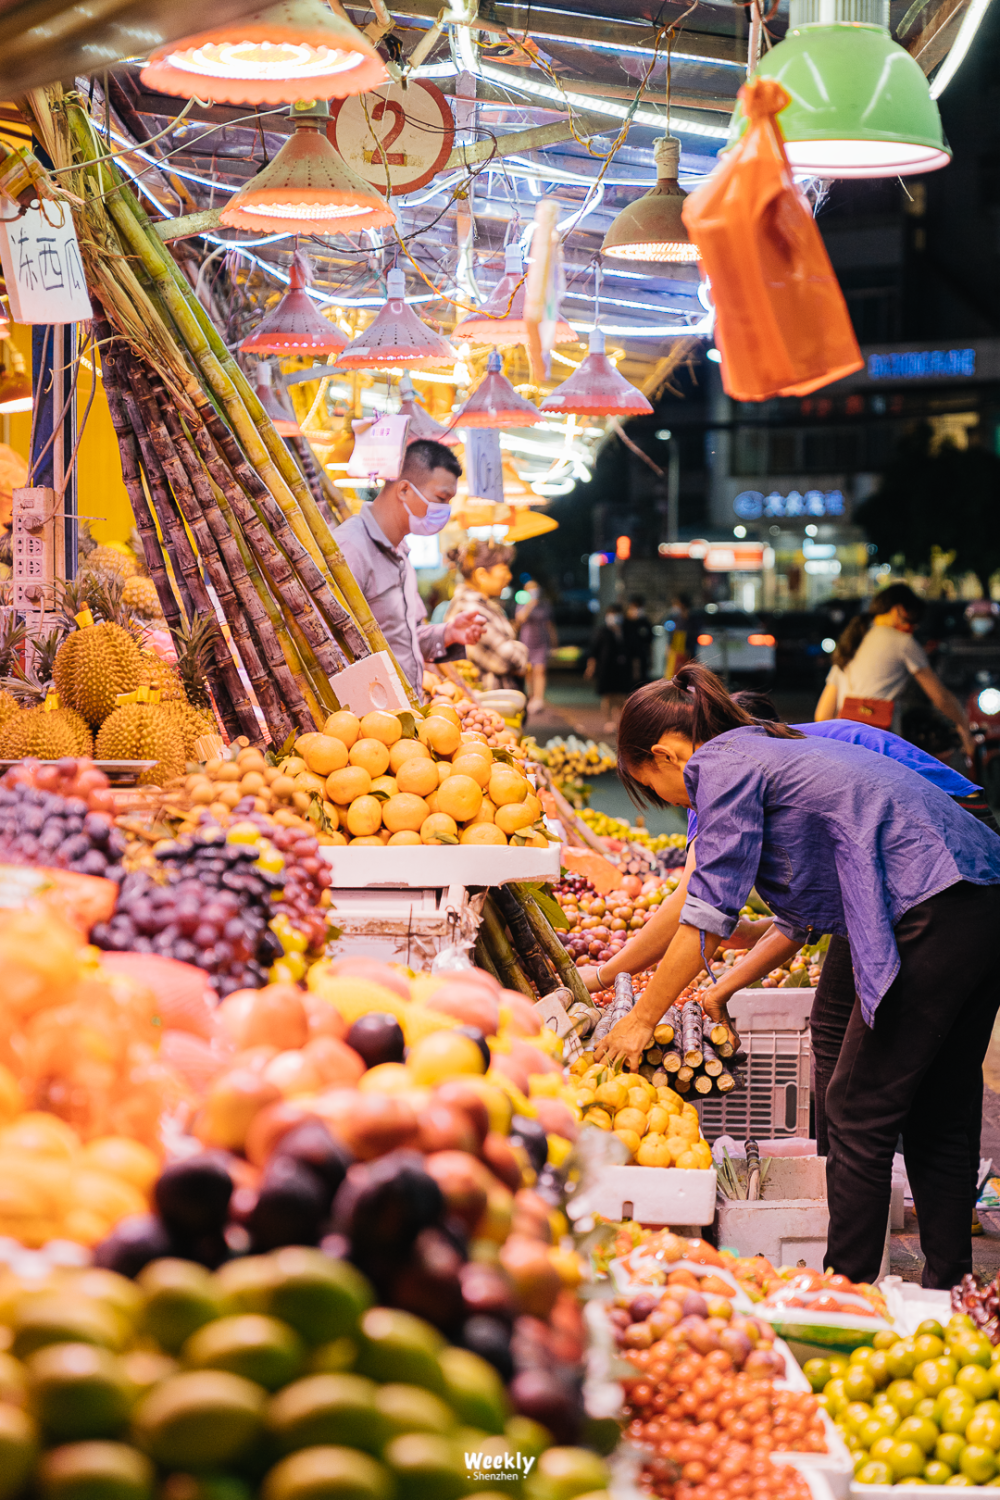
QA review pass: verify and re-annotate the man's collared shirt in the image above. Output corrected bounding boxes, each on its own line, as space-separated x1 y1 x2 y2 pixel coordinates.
334 504 450 695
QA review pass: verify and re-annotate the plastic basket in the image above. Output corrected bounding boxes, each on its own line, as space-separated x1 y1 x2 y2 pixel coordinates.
697 988 813 1145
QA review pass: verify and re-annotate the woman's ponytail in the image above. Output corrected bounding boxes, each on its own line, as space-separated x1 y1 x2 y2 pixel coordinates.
832 614 871 670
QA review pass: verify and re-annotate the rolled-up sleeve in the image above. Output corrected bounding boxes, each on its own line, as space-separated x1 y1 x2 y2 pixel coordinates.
679 749 768 937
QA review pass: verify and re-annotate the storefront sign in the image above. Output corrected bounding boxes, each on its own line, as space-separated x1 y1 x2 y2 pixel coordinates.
867 348 975 381
329 81 455 196
704 542 764 572
733 488 845 520
0 203 91 324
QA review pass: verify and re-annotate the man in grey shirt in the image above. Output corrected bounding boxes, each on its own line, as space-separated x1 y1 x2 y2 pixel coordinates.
334 439 484 698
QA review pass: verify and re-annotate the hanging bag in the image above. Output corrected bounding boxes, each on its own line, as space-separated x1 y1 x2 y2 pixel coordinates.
682 77 863 403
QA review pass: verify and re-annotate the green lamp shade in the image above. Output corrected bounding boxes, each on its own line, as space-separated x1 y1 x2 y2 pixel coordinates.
726 20 951 178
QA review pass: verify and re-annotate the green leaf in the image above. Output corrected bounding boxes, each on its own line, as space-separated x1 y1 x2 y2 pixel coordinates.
280 729 298 759
397 711 418 739
490 746 516 766
369 788 391 802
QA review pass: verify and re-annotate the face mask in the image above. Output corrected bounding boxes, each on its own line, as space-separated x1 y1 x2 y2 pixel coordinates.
401 480 452 536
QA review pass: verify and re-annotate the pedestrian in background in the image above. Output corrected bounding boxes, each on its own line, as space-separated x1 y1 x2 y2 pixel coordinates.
515 579 557 718
624 595 654 688
585 603 631 734
445 539 528 691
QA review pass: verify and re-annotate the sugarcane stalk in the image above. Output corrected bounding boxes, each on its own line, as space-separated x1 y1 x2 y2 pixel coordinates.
676 1064 694 1085
674 1075 692 1095
474 935 501 985
681 1001 704 1068
480 897 535 1000
661 1049 682 1074
702 1041 723 1077
653 1022 674 1047
645 1046 662 1065
118 382 250 738
508 882 595 1010
592 972 635 1044
131 359 303 739
291 433 349 524
98 327 184 632
717 1070 736 1093
492 883 558 996
703 1018 731 1049
694 1074 713 1095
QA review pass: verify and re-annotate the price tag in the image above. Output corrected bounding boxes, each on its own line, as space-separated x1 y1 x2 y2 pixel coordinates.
0 202 92 324
329 81 455 196
347 413 411 480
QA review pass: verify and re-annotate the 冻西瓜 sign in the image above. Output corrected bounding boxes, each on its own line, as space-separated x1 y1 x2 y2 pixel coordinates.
0 202 91 324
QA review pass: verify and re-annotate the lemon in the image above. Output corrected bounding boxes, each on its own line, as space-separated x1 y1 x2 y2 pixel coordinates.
266 1375 387 1457
262 1446 394 1500
383 1433 468 1500
268 1249 374 1348
37 1442 153 1500
137 1262 221 1355
11 1298 124 1360
0 1402 38 1500
182 1315 304 1392
374 1385 455 1439
439 1349 506 1436
131 1370 266 1468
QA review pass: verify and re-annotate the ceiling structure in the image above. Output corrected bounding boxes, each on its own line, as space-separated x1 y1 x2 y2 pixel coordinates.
0 0 983 496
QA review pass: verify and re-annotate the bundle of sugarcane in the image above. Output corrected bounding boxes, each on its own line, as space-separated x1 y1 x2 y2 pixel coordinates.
478 884 601 1036
15 85 421 742
631 999 741 1097
592 972 635 1044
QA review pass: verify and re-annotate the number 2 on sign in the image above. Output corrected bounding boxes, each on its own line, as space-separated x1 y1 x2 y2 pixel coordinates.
365 99 407 168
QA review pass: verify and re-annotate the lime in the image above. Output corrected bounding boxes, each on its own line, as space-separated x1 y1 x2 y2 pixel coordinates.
867 1353 891 1390
874 1403 902 1433
131 1370 265 1468
845 1369 876 1403
962 1444 999 1482
354 1311 445 1395
918 1322 947 1341
505 1418 548 1465
69 1274 141 1334
374 1385 455 1439
266 1375 388 1458
940 1401 975 1436
889 1441 928 1480
525 1448 609 1500
119 1353 176 1397
896 1417 939 1455
136 1263 221 1356
855 1459 893 1485
0 1354 27 1410
859 1416 895 1449
161 1478 253 1500
439 1350 506 1437
261 1446 394 1500
948 1315 977 1337
874 1331 899 1351
936 1434 967 1467
11 1299 123 1360
968 1410 1000 1450
828 1357 849 1377
842 1402 875 1437
952 1336 994 1372
852 1349 878 1369
958 1364 998 1402
915 1361 954 1398
37 1442 153 1500
887 1381 923 1417
803 1359 831 1393
914 1336 946 1363
28 1344 135 1441
215 1258 280 1317
0 1402 38 1500
925 1461 953 1483
182 1315 304 1393
946 1476 974 1486
914 1400 938 1422
268 1251 374 1349
383 1434 473 1500
887 1343 919 1380
824 1378 848 1416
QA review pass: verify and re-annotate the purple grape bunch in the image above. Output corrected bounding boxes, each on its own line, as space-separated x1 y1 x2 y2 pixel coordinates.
0 784 125 878
91 826 283 993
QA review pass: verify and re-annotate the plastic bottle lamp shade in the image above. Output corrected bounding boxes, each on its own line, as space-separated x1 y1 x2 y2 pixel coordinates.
240 254 347 355
335 268 457 371
254 362 302 436
725 0 950 177
398 372 459 446
221 101 394 234
450 349 541 428
602 137 699 262
140 0 387 105
538 329 653 417
452 244 575 347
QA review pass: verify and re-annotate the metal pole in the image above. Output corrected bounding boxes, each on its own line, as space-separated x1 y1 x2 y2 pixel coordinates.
667 438 680 543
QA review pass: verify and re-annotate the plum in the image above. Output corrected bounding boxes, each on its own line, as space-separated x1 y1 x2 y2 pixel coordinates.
509 1368 582 1445
452 1026 491 1070
331 1150 445 1257
248 1156 329 1251
388 1226 466 1335
346 1013 405 1068
93 1214 173 1279
509 1116 548 1175
462 1314 514 1381
273 1120 351 1196
154 1154 233 1237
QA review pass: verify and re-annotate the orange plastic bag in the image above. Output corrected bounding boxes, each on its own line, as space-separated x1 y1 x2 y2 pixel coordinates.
681 77 862 402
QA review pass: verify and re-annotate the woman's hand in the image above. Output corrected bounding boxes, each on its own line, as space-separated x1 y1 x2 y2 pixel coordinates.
594 1010 656 1070
699 987 740 1051
578 965 605 993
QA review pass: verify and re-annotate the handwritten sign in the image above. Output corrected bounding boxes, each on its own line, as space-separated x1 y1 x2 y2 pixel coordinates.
0 203 91 324
329 81 455 196
464 429 504 504
347 413 411 480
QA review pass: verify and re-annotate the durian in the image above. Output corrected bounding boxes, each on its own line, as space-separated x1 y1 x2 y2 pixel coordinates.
53 622 142 726
0 690 20 730
94 704 186 785
0 705 93 760
122 575 163 621
158 701 216 757
82 544 137 581
137 651 185 703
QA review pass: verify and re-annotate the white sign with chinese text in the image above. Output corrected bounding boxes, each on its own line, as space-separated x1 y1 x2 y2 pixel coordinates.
0 202 92 324
347 413 411 480
464 428 504 504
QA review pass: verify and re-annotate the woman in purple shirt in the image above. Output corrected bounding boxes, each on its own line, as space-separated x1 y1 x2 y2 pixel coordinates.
595 663 1000 1288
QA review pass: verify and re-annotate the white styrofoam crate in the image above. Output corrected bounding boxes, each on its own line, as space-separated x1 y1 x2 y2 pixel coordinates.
568 1165 718 1226
717 1157 830 1271
699 988 813 1145
327 882 480 967
879 1275 950 1334
319 842 560 888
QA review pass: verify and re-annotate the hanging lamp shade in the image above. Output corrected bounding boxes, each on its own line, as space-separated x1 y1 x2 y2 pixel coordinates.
254 361 302 436
602 137 699 262
140 0 386 105
221 101 394 234
539 329 653 417
241 253 347 355
725 0 950 177
398 372 459 446
335 268 457 371
452 243 575 347
450 349 542 429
